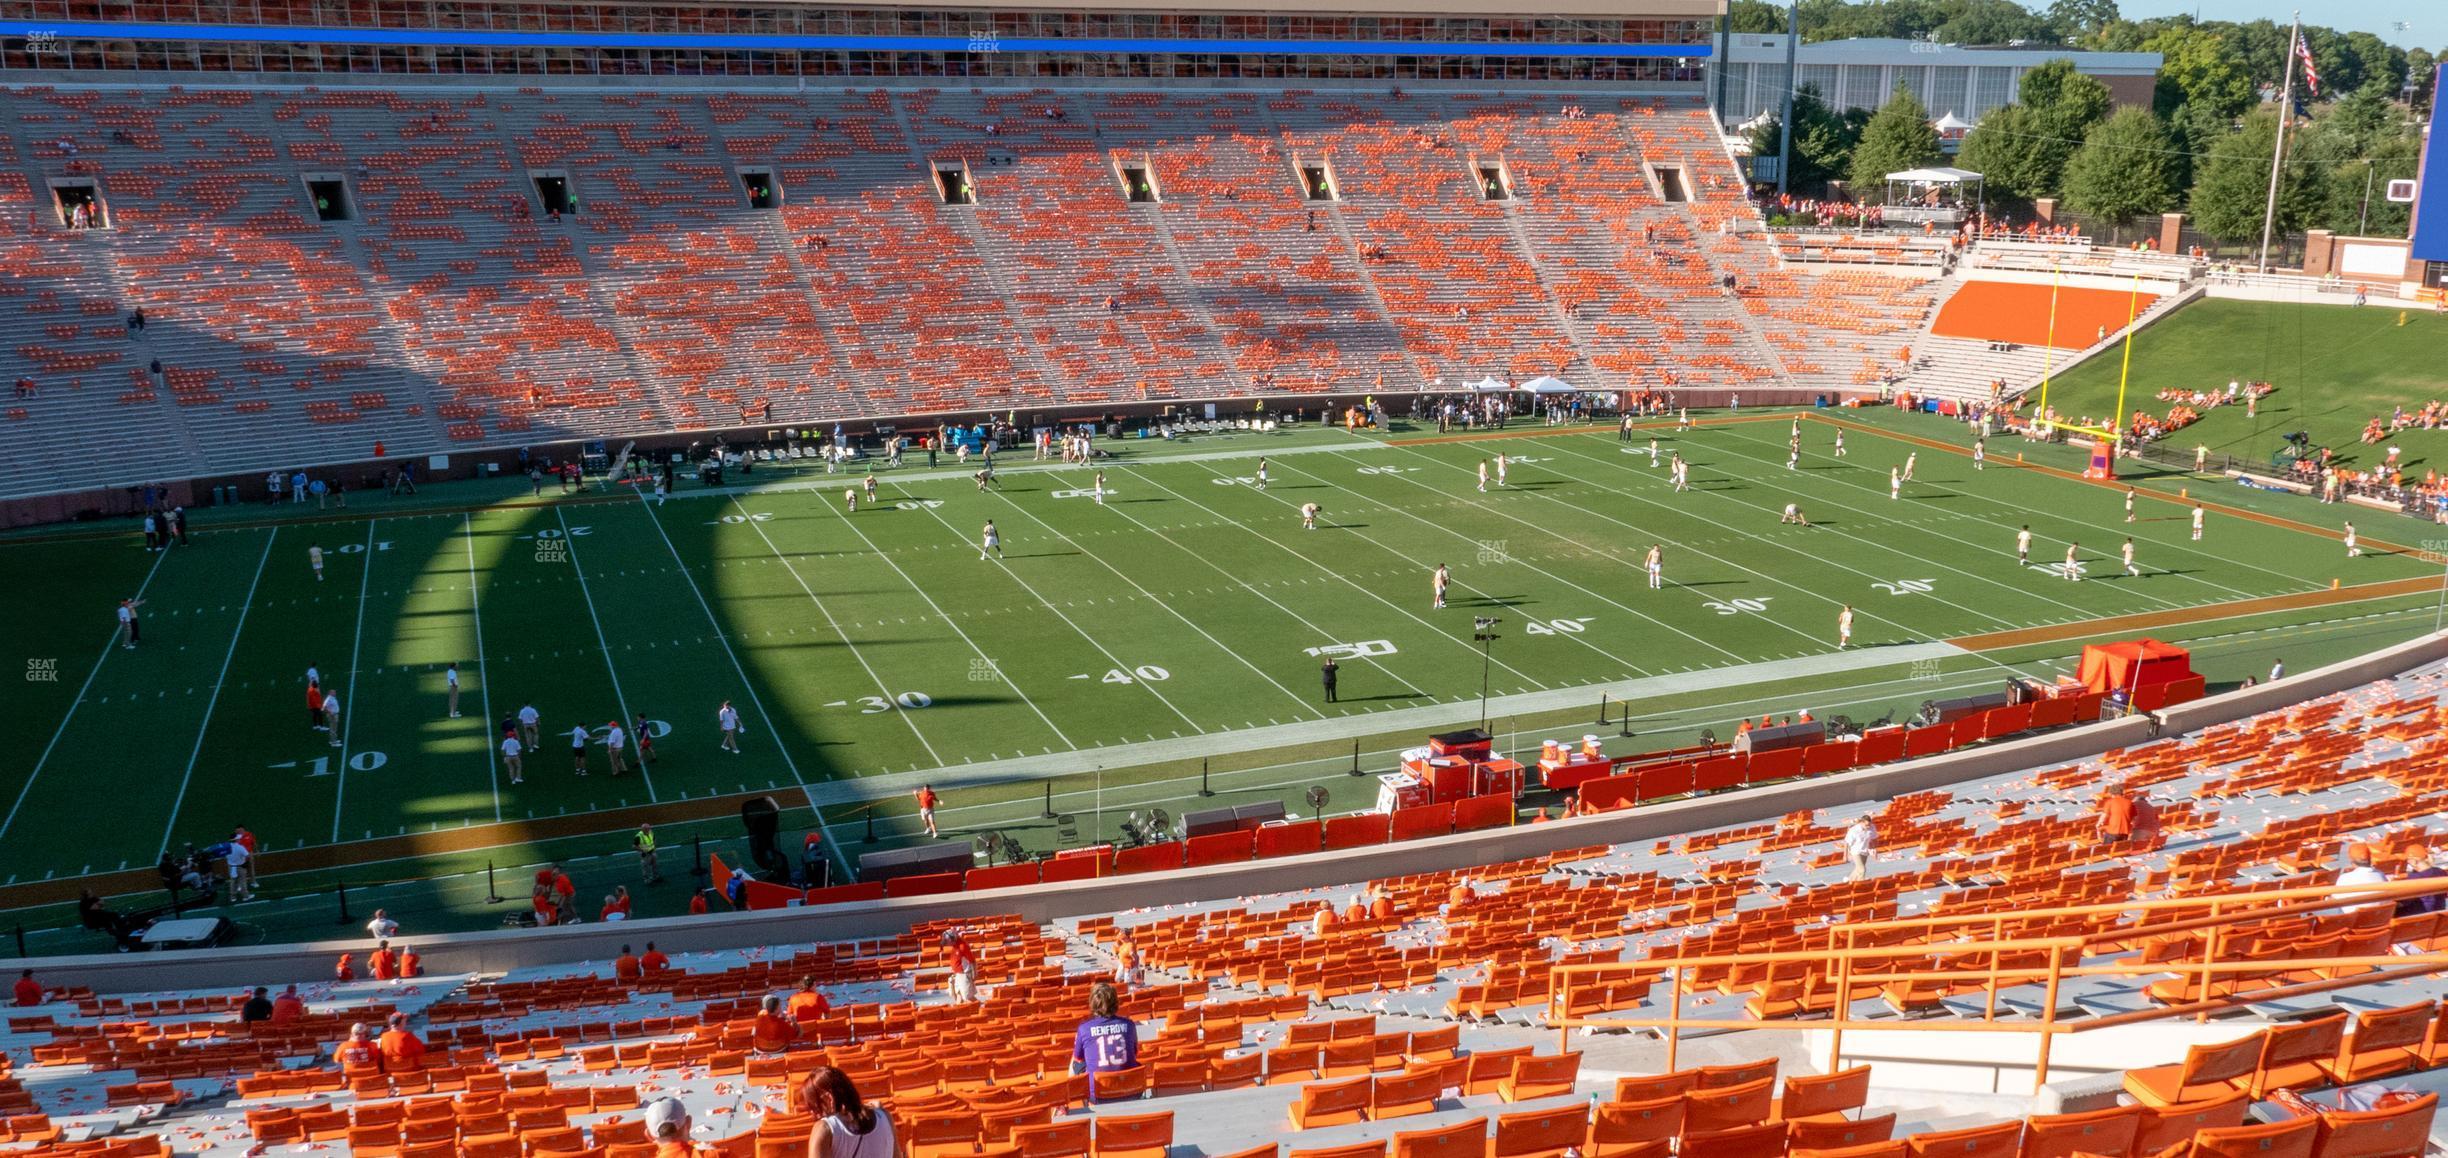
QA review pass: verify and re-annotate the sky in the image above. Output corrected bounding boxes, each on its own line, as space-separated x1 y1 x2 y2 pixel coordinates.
2112 0 2435 49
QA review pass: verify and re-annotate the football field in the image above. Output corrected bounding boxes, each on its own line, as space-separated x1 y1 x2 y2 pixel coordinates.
1 409 2439 935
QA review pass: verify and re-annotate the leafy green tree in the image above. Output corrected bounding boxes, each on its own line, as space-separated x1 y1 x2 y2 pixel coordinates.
1936 0 2053 46
1726 0 1784 35
1951 58 2109 203
1746 85 1857 192
2188 110 2329 242
2062 106 2176 225
2045 0 2119 44
2162 99 2232 193
1848 85 1944 193
2145 25 2253 119
2408 48 2436 107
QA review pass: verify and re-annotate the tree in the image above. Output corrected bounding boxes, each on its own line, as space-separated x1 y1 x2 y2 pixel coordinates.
2408 48 2436 107
2145 25 2253 120
1726 0 1784 35
1951 58 2109 203
1747 84 1857 193
2062 107 2176 225
2046 0 2119 44
2188 110 2329 243
1848 85 1943 194
2162 99 2232 193
1936 0 2054 47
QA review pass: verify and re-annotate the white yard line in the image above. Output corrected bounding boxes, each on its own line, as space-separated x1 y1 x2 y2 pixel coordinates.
329 521 380 844
807 494 1084 751
465 513 502 823
154 527 279 859
0 542 173 843
886 489 1206 734
725 494 954 766
1117 466 1553 688
556 507 656 802
637 497 852 878
974 481 1326 722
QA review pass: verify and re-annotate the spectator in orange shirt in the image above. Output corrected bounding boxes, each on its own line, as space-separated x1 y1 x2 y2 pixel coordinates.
751 995 796 1054
336 1023 379 1073
399 946 420 978
2097 783 2136 844
1370 891 1395 921
269 985 306 1024
687 891 710 916
11 970 40 1007
1341 895 1366 924
334 952 355 981
369 942 397 981
1310 903 1335 936
786 976 830 1025
614 945 643 982
640 942 671 973
1445 880 1472 913
377 1011 426 1073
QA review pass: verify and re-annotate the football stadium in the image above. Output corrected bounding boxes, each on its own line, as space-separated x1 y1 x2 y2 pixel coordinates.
2 0 2448 1153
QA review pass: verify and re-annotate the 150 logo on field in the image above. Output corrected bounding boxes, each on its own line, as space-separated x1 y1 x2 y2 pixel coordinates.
1304 640 1398 659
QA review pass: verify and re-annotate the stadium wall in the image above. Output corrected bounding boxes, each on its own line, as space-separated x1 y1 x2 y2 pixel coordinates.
18 627 2448 993
0 388 1859 528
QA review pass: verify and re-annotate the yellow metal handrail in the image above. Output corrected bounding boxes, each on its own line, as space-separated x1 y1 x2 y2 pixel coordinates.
1548 879 2448 1091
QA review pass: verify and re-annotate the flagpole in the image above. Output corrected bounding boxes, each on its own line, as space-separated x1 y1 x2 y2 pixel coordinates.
2256 13 2301 274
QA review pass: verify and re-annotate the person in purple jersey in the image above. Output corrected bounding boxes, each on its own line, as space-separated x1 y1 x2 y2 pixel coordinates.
1069 980 1139 1095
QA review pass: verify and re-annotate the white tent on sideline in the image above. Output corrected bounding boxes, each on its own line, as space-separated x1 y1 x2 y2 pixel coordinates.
1519 375 1576 395
1465 376 1512 392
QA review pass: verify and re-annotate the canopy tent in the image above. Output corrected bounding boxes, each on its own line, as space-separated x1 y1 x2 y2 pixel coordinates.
1883 166 1983 209
1518 376 1576 395
2077 639 2196 697
1465 377 1511 392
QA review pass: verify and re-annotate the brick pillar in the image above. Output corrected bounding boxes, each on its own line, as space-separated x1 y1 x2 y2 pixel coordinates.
2158 212 2185 255
2302 230 2335 277
2033 197 2058 225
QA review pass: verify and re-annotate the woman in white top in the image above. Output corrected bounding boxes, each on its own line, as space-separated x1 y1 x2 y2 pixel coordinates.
804 1067 895 1158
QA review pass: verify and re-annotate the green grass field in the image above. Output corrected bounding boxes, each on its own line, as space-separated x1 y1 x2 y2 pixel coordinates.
2 406 2439 953
2041 298 2448 470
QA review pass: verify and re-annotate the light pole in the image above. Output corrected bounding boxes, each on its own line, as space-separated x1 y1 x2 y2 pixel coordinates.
1473 617 1502 730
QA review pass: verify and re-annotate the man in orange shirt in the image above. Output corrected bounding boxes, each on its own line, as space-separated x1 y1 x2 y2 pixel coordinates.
335 1023 379 1073
2097 783 2136 844
614 945 643 982
10 970 39 1007
269 985 306 1024
785 976 829 1025
398 946 420 978
376 1012 426 1073
750 995 795 1053
369 942 397 981
640 942 671 973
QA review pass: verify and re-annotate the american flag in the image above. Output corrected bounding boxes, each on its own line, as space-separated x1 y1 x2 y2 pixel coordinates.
2293 29 2321 97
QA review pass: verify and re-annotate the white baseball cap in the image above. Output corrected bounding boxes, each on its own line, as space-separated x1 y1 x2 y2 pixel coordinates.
643 1097 689 1140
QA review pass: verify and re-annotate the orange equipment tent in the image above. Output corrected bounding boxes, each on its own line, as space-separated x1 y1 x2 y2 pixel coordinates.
2078 639 2196 697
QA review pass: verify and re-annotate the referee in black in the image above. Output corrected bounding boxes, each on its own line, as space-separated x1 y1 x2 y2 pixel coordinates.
1320 655 1339 703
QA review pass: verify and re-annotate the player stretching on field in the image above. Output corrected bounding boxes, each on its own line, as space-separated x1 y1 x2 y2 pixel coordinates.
1837 605 1854 649
1300 502 1321 530
1781 503 1809 526
1901 452 1916 482
1833 430 1846 458
1644 544 1663 590
1476 460 1488 493
1432 564 1449 610
2063 542 2082 581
